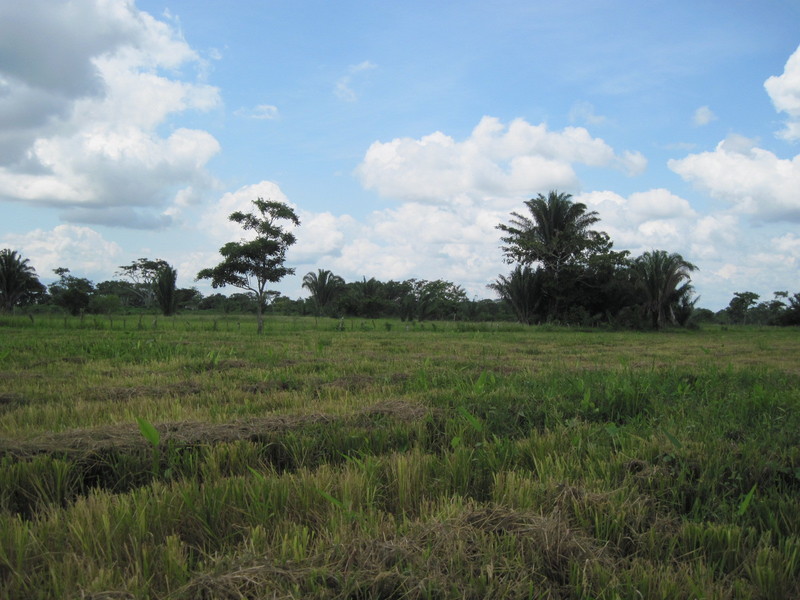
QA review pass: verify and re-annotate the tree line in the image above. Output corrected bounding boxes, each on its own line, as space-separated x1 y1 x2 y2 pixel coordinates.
2 191 798 330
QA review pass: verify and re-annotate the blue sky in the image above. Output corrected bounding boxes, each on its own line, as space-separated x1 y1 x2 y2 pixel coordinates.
1 0 800 310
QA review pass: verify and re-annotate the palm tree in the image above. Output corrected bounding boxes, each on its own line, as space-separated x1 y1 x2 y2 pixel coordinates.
497 190 610 320
488 265 545 325
632 250 697 329
154 264 178 316
497 190 604 277
302 269 345 316
0 249 43 313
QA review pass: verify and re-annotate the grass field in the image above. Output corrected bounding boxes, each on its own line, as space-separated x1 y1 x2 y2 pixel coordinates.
1 314 799 599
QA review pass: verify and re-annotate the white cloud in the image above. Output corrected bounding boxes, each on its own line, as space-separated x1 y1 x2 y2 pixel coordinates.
773 232 800 255
356 116 646 205
200 181 294 244
334 60 376 102
693 105 716 126
1 224 122 278
291 211 357 263
628 189 696 220
578 189 700 254
668 136 800 221
765 44 800 140
235 104 279 120
568 101 607 126
0 0 221 229
326 203 503 293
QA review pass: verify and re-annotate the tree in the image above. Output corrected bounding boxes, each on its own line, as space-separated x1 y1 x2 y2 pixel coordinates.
0 249 44 313
154 264 178 316
175 287 203 311
302 269 345 317
778 292 800 326
95 280 141 307
488 265 546 325
726 291 760 325
496 190 622 322
197 198 300 334
88 294 122 315
49 268 95 316
116 258 169 308
632 250 697 329
403 279 468 321
497 190 606 277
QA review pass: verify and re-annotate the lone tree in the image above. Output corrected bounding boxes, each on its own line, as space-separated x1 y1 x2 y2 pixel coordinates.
0 249 44 313
197 198 300 334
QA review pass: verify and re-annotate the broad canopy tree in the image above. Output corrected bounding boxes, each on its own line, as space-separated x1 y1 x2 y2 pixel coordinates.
49 268 95 316
116 258 169 308
197 198 300 334
725 291 760 325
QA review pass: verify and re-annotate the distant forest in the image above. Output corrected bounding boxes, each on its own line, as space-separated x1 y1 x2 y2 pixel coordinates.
2 192 799 328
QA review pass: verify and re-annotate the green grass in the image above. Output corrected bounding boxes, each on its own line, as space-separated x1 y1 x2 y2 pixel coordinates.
1 315 799 598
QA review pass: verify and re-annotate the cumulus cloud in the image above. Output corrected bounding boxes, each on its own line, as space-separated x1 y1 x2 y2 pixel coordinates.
578 189 700 255
0 0 221 228
668 135 800 221
1 224 122 278
693 105 716 126
765 44 800 140
334 61 376 102
322 202 505 294
199 181 294 244
356 116 646 205
291 211 357 263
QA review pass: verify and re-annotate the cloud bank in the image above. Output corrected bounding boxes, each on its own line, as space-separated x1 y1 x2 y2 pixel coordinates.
0 0 221 229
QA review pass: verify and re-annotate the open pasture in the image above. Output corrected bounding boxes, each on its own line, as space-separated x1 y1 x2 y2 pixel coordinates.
1 316 800 599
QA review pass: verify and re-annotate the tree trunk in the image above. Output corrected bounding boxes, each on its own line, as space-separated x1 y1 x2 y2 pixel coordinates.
256 303 264 334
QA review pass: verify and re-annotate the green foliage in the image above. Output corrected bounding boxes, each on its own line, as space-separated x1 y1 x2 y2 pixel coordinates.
116 258 170 308
0 249 45 312
87 294 122 315
302 268 345 316
489 264 545 324
154 264 178 316
494 191 636 325
197 197 300 333
632 250 697 329
48 267 95 316
497 190 606 274
136 417 161 447
727 291 761 325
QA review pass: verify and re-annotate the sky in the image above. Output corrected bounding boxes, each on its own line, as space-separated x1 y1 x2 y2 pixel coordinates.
1 0 800 311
